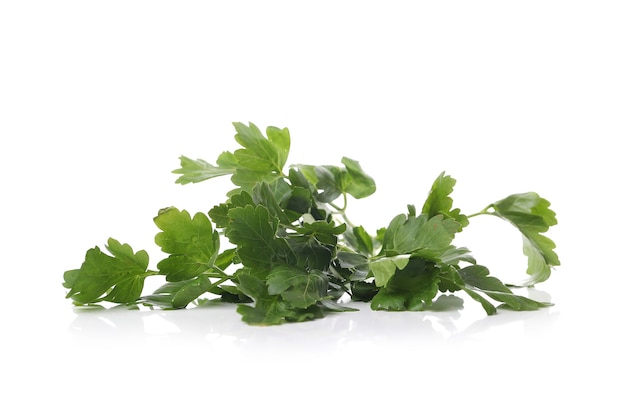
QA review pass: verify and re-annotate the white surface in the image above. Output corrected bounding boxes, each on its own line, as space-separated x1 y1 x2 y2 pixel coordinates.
1 1 624 415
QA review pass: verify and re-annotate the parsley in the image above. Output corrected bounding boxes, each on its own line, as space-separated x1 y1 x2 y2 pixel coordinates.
63 122 560 325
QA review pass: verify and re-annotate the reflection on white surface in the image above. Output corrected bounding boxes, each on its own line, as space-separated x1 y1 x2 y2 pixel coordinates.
67 289 559 355
6 274 621 416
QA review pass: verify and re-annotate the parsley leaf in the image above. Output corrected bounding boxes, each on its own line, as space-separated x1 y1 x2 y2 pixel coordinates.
63 238 155 304
230 122 290 191
295 157 376 202
381 211 460 261
422 171 469 229
267 265 329 309
141 276 214 309
63 122 560 325
233 122 290 173
457 264 552 313
154 207 220 282
341 157 377 199
236 270 323 325
370 258 441 311
224 204 294 271
172 152 236 185
370 255 410 287
478 192 560 286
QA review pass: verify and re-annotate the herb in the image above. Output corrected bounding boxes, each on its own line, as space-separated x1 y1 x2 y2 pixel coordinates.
63 122 560 325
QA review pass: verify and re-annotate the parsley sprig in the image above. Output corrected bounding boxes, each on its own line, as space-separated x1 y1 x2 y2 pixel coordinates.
63 122 560 325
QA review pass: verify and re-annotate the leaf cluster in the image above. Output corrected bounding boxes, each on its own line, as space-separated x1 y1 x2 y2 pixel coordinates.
63 122 560 325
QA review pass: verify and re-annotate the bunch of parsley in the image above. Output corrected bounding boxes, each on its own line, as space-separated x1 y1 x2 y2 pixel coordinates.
63 122 560 325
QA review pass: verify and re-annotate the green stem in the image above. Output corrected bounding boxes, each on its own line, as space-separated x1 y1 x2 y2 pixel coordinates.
467 205 495 219
210 276 230 287
208 266 232 280
329 193 356 228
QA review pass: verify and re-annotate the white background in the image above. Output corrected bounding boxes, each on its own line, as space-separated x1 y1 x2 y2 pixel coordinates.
1 1 624 415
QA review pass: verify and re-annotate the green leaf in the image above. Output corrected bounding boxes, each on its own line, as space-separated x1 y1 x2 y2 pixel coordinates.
229 190 256 208
266 125 291 171
308 165 344 203
208 203 231 228
141 276 214 309
370 255 410 287
232 122 290 173
173 152 236 185
487 192 560 286
236 271 293 325
294 158 375 202
459 265 513 293
288 166 315 192
462 287 497 315
286 220 345 270
334 251 370 283
283 186 313 221
440 246 476 266
214 248 237 271
295 220 346 246
209 284 252 304
458 264 552 313
154 207 220 282
370 258 440 311
344 225 375 255
382 212 460 261
267 265 329 308
318 299 359 312
341 157 376 199
208 191 257 229
485 289 552 311
231 169 283 193
370 290 408 311
235 270 322 325
251 180 292 225
421 171 469 229
217 122 292 192
63 238 151 304
286 235 333 271
225 204 294 270
350 281 378 302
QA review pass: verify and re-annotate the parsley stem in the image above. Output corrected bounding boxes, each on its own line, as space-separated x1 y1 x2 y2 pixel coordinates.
329 193 356 228
208 266 231 280
211 276 230 287
467 205 495 218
